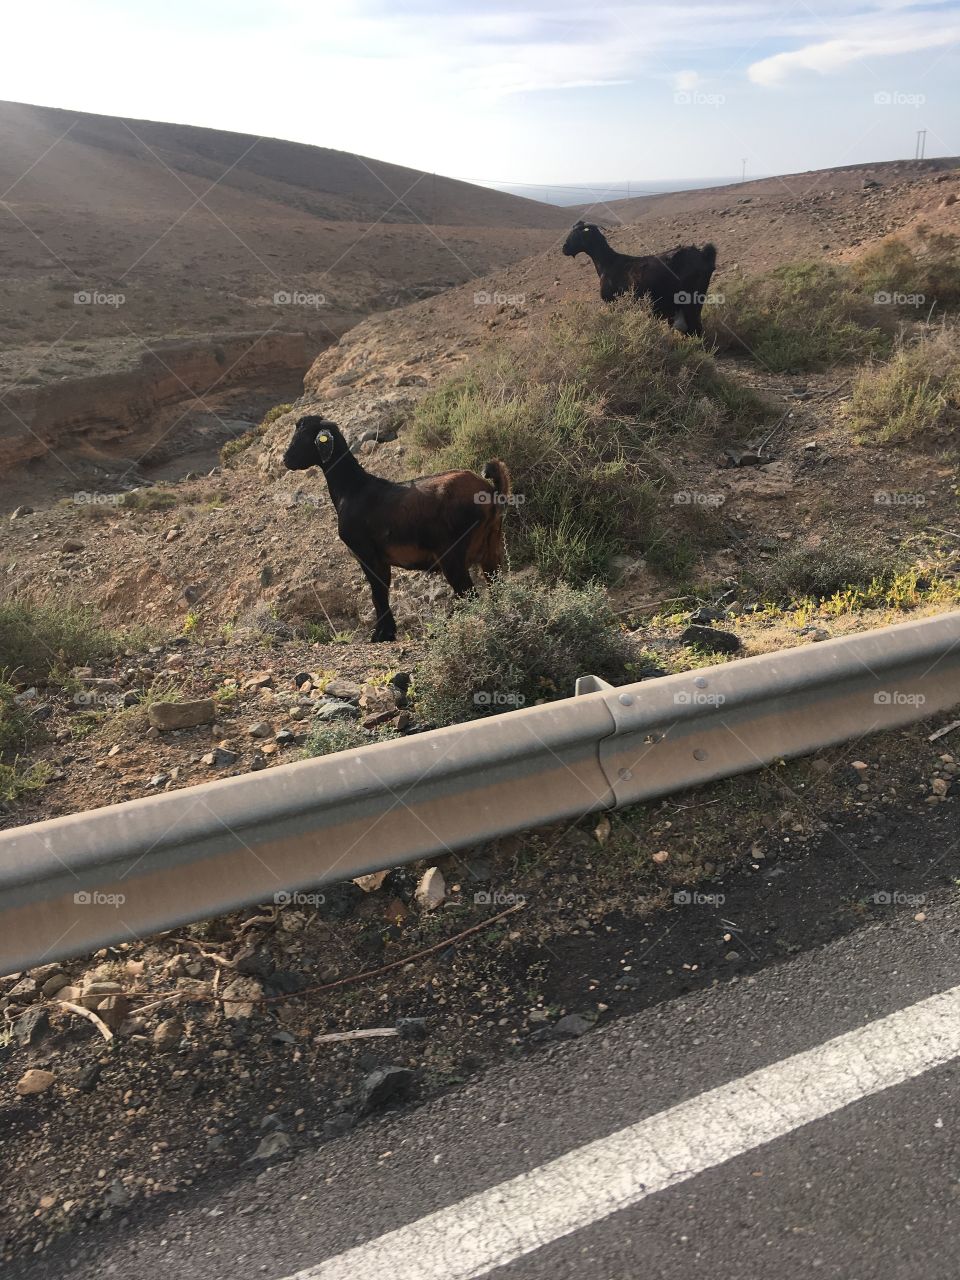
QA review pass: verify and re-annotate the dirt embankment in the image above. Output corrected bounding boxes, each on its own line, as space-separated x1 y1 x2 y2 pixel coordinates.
0 332 312 473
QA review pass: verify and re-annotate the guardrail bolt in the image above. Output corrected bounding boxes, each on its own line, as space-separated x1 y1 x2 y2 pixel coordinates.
693 748 708 761
618 693 634 707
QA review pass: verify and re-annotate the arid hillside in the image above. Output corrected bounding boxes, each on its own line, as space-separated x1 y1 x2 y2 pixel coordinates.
0 99 569 357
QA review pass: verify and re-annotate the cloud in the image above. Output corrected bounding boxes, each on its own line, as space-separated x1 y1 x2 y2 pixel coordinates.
749 19 960 86
674 69 701 91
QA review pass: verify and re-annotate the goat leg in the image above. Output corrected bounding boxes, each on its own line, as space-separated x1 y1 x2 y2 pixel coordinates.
356 554 396 642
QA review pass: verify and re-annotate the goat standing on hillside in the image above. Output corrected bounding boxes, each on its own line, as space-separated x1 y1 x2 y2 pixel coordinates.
283 415 510 642
562 222 717 336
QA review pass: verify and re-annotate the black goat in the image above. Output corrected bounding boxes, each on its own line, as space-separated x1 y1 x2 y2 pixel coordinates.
562 222 717 336
284 415 510 642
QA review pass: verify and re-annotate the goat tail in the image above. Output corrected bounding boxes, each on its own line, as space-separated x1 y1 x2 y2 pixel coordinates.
701 243 718 271
482 459 511 502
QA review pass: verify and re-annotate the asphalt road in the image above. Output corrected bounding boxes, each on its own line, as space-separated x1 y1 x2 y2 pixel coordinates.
13 885 960 1280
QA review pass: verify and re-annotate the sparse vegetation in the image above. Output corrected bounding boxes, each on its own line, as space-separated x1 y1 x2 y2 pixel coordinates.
746 536 908 605
845 326 960 442
0 678 30 756
411 299 767 581
708 261 890 372
0 758 50 808
221 402 293 466
414 576 632 726
851 230 960 312
0 599 130 684
302 720 396 758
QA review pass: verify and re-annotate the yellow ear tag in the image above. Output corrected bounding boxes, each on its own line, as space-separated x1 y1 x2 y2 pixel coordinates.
318 434 329 443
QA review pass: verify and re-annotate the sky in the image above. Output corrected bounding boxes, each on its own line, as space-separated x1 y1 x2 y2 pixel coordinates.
2 0 959 189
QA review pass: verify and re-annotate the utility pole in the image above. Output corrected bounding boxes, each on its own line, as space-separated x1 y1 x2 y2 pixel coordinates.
915 130 927 161
741 158 747 183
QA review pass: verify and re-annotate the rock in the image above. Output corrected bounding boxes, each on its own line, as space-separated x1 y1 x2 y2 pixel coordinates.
553 1011 598 1038
13 1006 49 1047
314 698 359 723
248 720 275 738
324 679 363 704
16 1069 56 1096
940 192 957 207
415 866 446 911
396 1017 428 1041
7 976 38 1002
41 972 70 998
680 625 742 654
294 672 312 690
202 747 239 768
165 527 181 542
242 673 274 691
323 1114 356 1138
222 976 264 1019
10 505 34 519
275 729 296 746
153 1017 183 1052
148 699 216 731
60 539 84 553
251 1131 293 1162
359 1066 414 1113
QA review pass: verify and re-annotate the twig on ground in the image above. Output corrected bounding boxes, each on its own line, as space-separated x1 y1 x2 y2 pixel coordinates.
56 1000 114 1041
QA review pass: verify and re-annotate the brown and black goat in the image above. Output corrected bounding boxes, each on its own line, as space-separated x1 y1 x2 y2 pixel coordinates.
284 415 510 641
562 222 717 336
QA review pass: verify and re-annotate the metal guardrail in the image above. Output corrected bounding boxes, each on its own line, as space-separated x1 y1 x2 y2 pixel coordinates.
1 610 958 972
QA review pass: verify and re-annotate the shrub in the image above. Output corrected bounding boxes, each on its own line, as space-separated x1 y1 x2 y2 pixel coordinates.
708 261 890 372
852 231 960 312
0 759 50 809
0 600 125 684
845 327 960 443
410 300 767 581
302 721 396 758
414 576 633 725
747 537 905 604
221 402 293 466
0 679 30 756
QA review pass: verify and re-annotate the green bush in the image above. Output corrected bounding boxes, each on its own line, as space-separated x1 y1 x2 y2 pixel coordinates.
410 300 766 581
414 576 633 725
221 402 294 466
0 679 30 757
708 261 890 372
302 720 396 758
852 231 960 311
0 600 124 684
747 537 905 604
845 327 960 442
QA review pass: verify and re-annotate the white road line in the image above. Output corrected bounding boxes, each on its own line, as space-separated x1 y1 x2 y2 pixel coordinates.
286 983 960 1280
